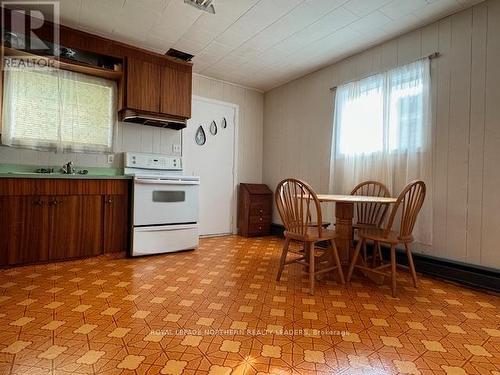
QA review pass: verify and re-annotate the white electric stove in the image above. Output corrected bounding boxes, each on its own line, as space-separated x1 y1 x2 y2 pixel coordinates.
124 152 200 256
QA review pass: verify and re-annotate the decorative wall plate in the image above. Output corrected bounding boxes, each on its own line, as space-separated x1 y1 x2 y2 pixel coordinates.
210 120 217 135
195 125 206 145
221 117 227 129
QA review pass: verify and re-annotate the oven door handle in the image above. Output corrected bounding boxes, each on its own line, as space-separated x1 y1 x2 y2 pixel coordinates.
135 178 200 185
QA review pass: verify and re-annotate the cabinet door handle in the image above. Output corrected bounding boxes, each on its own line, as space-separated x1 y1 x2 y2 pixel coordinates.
35 199 44 206
107 198 113 204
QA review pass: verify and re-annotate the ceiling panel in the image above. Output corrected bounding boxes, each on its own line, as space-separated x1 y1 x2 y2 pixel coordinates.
380 0 429 20
78 0 117 35
348 10 393 34
343 0 393 17
271 7 359 55
59 0 483 91
58 0 82 27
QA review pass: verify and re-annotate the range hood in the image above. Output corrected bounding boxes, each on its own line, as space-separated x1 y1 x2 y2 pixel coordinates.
120 109 187 130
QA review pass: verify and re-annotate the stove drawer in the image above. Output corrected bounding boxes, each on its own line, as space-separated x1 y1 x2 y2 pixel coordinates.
132 224 198 256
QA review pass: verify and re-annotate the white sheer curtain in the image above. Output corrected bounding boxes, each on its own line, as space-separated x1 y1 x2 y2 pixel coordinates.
2 61 117 153
330 59 433 246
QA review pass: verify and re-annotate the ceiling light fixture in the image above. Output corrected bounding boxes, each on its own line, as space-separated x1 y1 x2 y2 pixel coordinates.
184 0 215 14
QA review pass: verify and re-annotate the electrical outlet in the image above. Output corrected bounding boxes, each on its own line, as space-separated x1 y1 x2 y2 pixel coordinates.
107 154 114 164
172 144 181 154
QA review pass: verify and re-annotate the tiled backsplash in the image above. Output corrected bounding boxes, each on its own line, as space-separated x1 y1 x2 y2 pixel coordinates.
0 122 182 169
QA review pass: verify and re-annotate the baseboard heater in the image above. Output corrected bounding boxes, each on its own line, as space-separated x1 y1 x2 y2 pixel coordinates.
270 223 500 293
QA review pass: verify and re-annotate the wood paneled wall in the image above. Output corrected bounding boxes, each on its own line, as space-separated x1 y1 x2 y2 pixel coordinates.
263 0 500 269
0 75 264 186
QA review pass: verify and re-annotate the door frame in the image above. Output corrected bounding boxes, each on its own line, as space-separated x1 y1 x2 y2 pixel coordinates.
187 95 240 235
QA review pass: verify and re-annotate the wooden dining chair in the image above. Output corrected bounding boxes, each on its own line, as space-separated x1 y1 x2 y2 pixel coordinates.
346 180 426 297
275 178 344 295
351 181 391 229
351 181 391 265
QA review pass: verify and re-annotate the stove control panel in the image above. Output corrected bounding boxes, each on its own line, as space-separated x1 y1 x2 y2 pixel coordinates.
124 152 182 171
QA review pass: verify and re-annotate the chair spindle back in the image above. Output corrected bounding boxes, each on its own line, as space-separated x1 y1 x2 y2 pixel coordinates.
275 178 323 238
351 181 391 227
384 180 426 241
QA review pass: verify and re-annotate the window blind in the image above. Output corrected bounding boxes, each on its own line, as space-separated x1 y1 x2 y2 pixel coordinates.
2 61 116 153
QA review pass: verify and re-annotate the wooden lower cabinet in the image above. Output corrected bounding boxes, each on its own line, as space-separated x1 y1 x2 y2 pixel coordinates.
0 196 49 265
0 179 130 267
103 195 129 253
79 195 105 257
48 195 103 261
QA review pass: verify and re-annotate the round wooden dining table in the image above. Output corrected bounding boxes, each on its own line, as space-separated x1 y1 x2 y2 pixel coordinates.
316 194 397 263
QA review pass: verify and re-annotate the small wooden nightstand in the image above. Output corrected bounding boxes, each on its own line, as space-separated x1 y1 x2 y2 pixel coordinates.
237 183 273 237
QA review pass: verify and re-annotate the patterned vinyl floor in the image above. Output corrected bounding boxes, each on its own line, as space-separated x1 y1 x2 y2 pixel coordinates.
0 235 498 375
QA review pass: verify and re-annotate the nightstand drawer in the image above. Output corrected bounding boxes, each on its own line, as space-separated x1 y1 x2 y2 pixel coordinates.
248 223 271 236
249 204 271 216
249 215 271 224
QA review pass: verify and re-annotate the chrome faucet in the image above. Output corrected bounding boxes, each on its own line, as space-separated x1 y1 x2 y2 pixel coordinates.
61 161 76 174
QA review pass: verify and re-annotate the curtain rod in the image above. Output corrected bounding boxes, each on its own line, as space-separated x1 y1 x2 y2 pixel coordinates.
329 52 440 92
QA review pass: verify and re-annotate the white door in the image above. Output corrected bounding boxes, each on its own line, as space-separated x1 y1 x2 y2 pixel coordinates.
183 97 236 236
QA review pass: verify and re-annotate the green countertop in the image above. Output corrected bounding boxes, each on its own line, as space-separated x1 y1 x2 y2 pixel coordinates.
0 164 132 180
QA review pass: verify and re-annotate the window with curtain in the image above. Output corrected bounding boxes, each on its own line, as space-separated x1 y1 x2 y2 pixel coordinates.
331 58 433 246
1 61 117 153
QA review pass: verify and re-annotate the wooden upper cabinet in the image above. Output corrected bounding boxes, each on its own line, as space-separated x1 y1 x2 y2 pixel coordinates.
126 57 161 113
2 8 193 121
160 65 192 118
